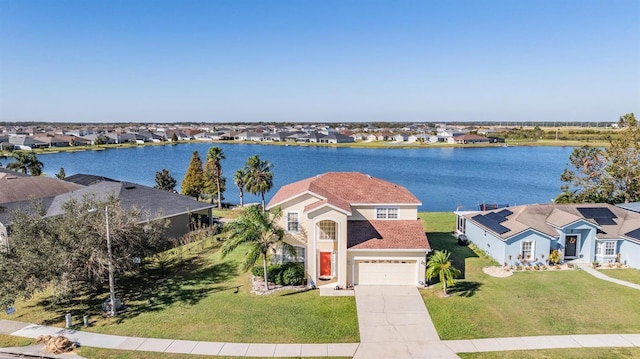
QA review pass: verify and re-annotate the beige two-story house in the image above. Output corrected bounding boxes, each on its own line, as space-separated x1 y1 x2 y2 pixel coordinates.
266 172 430 289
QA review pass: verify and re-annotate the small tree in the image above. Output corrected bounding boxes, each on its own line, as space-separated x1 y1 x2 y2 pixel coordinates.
243 155 273 210
181 151 204 199
7 152 43 176
55 167 66 179
221 206 289 291
171 133 178 142
203 147 226 208
0 196 168 306
556 113 640 204
426 250 461 296
154 169 177 192
234 169 246 207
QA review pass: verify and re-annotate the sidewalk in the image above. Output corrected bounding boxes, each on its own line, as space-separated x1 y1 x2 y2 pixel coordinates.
575 262 640 290
0 319 359 357
2 319 640 357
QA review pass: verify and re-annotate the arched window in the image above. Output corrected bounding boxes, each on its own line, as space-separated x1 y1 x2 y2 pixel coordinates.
318 220 337 241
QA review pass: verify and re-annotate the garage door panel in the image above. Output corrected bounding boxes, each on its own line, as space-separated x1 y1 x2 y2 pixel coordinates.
358 261 417 285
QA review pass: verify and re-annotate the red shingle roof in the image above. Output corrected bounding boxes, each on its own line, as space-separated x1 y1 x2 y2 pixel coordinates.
266 172 421 211
347 220 430 249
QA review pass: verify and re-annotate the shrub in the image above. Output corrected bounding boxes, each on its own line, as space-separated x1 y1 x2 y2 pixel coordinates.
548 250 561 265
251 262 304 286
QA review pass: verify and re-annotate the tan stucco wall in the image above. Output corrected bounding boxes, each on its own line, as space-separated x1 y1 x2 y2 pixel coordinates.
350 205 418 220
273 193 423 288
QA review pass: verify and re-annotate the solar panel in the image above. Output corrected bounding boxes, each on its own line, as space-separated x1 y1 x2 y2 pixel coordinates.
485 212 508 223
594 217 617 225
577 207 617 219
625 228 640 241
497 209 513 217
472 214 510 235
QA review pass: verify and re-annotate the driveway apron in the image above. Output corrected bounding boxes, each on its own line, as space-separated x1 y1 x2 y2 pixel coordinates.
353 286 459 359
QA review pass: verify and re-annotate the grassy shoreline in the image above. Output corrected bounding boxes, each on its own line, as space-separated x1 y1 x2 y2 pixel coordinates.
0 137 608 157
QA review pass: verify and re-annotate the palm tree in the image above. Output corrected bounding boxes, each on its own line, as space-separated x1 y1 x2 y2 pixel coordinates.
206 147 226 209
243 155 273 210
7 152 43 176
426 250 461 296
221 205 289 291
234 169 246 207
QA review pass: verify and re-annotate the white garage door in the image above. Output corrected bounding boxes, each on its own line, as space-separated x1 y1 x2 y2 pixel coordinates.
358 261 417 285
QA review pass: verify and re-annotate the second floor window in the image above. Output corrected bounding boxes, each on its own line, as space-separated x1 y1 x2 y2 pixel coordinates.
318 220 337 240
287 212 299 232
376 207 398 219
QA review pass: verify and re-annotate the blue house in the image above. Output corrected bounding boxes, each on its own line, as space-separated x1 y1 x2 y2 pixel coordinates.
456 203 640 268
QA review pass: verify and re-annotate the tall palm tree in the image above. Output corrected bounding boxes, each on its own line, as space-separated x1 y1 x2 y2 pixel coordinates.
426 250 461 296
221 205 289 291
243 155 273 210
7 152 43 176
206 147 226 209
234 169 246 207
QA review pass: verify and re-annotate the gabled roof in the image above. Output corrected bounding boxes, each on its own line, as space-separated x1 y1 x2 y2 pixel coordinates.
0 169 83 204
347 220 429 250
464 203 640 243
266 172 421 212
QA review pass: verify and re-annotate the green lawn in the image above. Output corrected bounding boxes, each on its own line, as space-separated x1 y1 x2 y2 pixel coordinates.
419 213 640 340
458 348 640 359
598 268 640 285
10 241 358 344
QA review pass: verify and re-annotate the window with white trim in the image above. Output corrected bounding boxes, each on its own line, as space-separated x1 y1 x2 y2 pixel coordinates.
597 241 616 256
272 246 305 264
318 220 337 240
287 212 299 232
376 207 399 219
521 241 534 260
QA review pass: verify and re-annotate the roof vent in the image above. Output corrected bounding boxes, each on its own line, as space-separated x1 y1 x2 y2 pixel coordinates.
125 185 136 190
367 174 372 178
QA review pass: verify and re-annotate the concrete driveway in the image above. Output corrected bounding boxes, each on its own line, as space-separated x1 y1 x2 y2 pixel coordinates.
353 286 459 359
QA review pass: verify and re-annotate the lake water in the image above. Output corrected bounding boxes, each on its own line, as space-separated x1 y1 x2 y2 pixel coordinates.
35 143 574 212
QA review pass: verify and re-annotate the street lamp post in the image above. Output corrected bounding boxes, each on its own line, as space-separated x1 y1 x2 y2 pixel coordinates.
105 207 117 316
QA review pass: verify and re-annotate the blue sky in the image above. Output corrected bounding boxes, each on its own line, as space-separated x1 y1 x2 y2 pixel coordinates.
0 0 638 123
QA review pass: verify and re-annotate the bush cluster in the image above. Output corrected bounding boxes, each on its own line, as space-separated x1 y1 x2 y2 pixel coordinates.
251 262 304 286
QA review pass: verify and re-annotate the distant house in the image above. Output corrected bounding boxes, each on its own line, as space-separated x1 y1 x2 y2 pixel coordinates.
266 172 430 290
8 135 48 150
319 133 355 144
448 134 490 144
456 203 640 269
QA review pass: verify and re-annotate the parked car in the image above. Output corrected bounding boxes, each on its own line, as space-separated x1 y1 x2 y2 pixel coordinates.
457 234 469 246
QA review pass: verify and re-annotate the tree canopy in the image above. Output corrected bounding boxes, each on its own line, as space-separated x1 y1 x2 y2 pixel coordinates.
181 151 204 199
242 155 274 210
221 205 289 290
203 147 226 208
0 196 168 307
556 113 640 204
154 168 177 192
426 250 460 295
6 152 44 176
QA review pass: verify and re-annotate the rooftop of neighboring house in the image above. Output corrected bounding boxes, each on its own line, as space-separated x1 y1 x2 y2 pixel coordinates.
463 203 640 243
0 168 83 204
0 172 215 226
266 172 421 213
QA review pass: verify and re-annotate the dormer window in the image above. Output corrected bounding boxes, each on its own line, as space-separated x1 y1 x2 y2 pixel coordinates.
376 207 398 219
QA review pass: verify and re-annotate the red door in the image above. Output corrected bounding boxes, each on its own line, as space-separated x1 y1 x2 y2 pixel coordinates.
320 252 332 277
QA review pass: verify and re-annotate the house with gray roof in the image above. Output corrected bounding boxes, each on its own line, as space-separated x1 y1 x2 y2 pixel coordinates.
456 203 640 269
0 171 215 250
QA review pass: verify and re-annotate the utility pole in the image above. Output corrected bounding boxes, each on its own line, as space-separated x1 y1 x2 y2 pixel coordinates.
105 207 116 316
